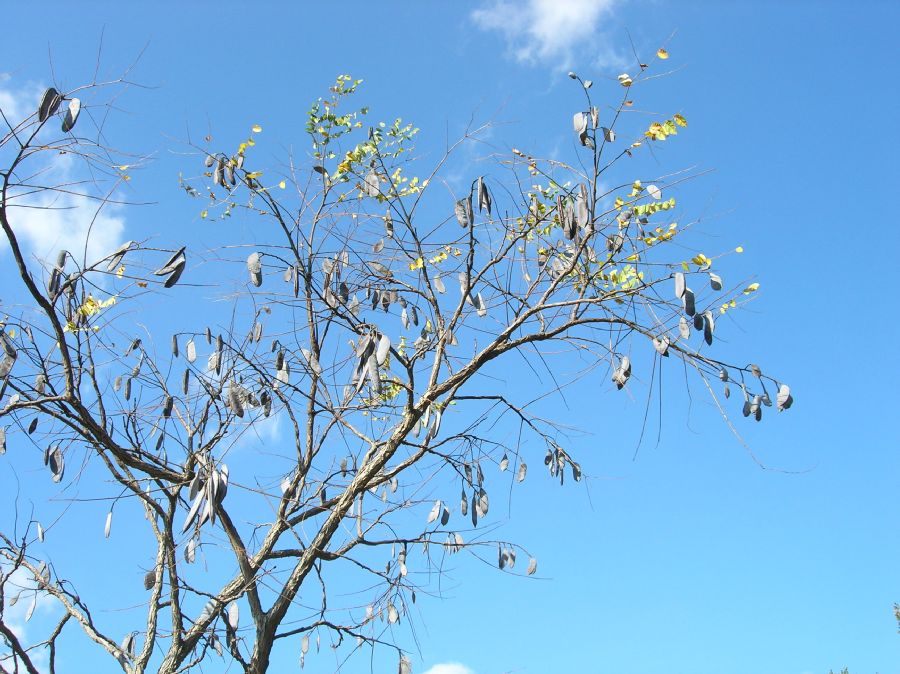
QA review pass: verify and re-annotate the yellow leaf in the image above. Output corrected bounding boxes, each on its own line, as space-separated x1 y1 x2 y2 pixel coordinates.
657 48 669 60
251 124 262 133
680 261 690 271
743 282 760 294
118 165 129 171
116 265 125 278
7 329 15 338
137 281 147 288
200 210 208 219
408 257 424 271
735 246 744 253
673 113 688 128
617 73 633 87
278 180 286 189
614 196 624 209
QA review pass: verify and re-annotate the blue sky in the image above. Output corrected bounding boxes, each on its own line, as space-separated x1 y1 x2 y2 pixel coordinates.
1 1 898 673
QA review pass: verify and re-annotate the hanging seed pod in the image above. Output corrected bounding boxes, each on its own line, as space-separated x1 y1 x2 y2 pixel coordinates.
204 154 215 168
104 240 134 272
247 252 263 287
776 383 793 411
612 356 631 390
606 233 624 254
674 272 686 298
228 384 244 418
454 195 473 228
682 288 696 316
61 98 81 132
573 111 588 135
214 159 225 186
48 446 64 483
477 176 491 216
48 250 67 297
364 169 380 197
153 248 186 289
652 335 670 356
576 183 590 228
703 311 715 345
38 87 62 122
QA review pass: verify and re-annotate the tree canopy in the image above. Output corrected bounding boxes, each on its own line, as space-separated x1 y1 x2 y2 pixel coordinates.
0 56 792 674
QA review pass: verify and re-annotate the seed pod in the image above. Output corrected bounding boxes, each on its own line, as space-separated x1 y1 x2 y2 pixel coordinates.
61 98 81 132
38 87 62 122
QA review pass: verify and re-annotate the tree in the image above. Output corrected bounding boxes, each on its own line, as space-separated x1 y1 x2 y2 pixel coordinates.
0 58 792 673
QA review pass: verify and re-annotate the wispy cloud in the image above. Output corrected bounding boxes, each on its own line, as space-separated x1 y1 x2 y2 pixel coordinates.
1 565 57 672
0 74 126 269
422 664 475 674
471 0 627 71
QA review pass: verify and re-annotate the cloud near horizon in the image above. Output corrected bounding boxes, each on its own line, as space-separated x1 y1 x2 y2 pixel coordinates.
422 664 475 674
471 0 626 71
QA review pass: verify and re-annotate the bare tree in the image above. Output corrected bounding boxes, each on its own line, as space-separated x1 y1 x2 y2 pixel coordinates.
0 65 792 674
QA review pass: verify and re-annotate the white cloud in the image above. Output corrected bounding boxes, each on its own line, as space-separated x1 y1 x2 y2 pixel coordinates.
1 565 57 672
471 0 626 70
0 75 126 270
0 73 43 123
422 664 475 674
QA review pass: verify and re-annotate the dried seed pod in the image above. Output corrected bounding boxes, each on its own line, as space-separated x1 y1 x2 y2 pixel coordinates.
38 87 62 122
61 98 81 132
247 252 263 287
